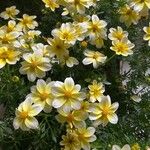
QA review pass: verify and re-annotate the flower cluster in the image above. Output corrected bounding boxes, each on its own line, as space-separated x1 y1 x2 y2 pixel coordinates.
118 0 150 26
0 0 148 148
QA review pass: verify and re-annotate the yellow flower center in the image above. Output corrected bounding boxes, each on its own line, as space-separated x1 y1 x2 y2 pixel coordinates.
64 91 72 99
20 111 28 119
92 24 99 32
114 32 123 40
67 114 74 122
92 53 99 59
102 107 109 116
40 93 49 101
62 32 70 40
116 43 127 52
74 0 80 5
0 52 8 59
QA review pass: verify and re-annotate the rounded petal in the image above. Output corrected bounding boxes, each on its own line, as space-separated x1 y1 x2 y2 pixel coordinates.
25 117 39 129
52 98 66 108
107 113 118 124
64 77 74 91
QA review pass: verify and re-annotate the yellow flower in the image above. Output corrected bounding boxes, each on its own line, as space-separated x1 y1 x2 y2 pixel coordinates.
52 77 86 113
82 50 107 68
112 144 131 150
19 52 52 82
88 15 107 40
0 28 21 44
130 0 150 12
73 23 87 41
131 143 141 150
90 36 104 48
52 23 77 45
25 30 41 40
0 6 19 20
60 132 81 150
56 109 87 128
60 55 79 67
0 46 20 69
47 37 70 59
18 14 38 31
13 98 43 131
88 80 105 103
75 126 97 150
108 26 128 41
27 79 54 113
32 43 49 57
110 38 135 56
143 23 150 46
64 0 94 14
89 95 119 126
42 0 59 11
119 4 140 26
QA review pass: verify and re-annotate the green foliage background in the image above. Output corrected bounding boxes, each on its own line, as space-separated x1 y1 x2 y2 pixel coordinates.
0 0 150 149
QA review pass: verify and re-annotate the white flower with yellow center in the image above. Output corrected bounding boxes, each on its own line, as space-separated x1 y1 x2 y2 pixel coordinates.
13 98 43 131
60 132 81 150
17 14 38 31
52 23 77 45
19 51 52 82
75 125 97 150
42 0 59 11
0 28 21 44
0 46 20 69
47 37 70 59
82 50 107 68
88 15 107 40
89 95 119 127
73 23 88 41
108 26 128 41
112 144 131 150
56 109 87 128
65 0 94 14
89 36 104 48
88 80 105 102
143 23 150 46
32 43 49 57
27 79 55 113
119 4 140 27
60 55 79 68
52 77 86 113
130 0 150 12
0 6 19 20
110 38 135 56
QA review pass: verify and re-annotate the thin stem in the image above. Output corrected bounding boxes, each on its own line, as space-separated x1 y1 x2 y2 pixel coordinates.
105 54 116 64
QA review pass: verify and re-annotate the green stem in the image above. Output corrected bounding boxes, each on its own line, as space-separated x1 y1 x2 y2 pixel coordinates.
105 54 116 64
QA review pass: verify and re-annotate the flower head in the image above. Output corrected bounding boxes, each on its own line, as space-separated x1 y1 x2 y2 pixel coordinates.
18 14 38 31
108 26 128 41
89 95 119 126
19 52 51 82
47 37 70 59
52 23 77 45
13 98 43 130
27 79 54 113
0 6 19 20
110 38 135 56
88 80 105 102
42 0 59 11
82 50 107 68
130 0 150 12
0 46 20 69
119 4 140 26
60 132 81 150
56 109 87 128
52 77 86 113
75 126 97 150
88 15 107 40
